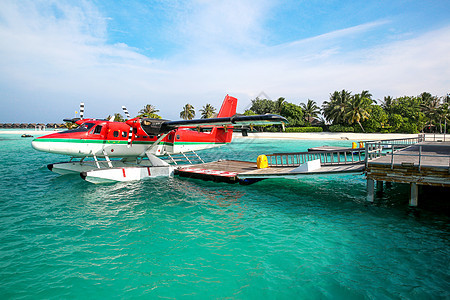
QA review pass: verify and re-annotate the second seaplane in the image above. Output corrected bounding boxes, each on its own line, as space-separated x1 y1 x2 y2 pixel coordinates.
32 95 287 183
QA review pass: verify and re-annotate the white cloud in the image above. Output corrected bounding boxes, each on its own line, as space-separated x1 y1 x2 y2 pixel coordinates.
0 0 449 123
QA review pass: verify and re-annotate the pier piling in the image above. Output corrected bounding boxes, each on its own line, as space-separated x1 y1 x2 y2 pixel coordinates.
367 179 375 202
410 183 418 206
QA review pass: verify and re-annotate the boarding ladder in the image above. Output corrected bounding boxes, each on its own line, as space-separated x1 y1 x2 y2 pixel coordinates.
163 150 205 165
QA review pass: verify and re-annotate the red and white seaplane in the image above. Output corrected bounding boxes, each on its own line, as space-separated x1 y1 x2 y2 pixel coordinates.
32 95 286 183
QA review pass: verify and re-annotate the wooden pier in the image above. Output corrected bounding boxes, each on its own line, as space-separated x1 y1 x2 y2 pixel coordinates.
176 159 364 183
175 160 255 183
176 135 449 207
176 146 367 184
365 141 450 206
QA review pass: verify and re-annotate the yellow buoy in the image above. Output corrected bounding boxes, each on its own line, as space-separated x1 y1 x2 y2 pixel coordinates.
257 155 269 169
359 142 364 148
352 142 357 149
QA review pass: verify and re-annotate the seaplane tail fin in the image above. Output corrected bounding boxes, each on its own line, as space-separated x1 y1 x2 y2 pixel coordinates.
217 95 237 118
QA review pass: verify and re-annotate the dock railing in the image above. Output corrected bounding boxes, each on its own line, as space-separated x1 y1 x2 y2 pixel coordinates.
266 147 367 167
266 134 427 168
364 134 426 168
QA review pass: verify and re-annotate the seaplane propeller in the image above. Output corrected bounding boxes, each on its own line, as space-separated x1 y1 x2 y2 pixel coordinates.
125 118 142 148
122 106 131 120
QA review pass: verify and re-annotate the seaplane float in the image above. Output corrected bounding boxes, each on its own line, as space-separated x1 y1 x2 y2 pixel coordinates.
32 95 287 183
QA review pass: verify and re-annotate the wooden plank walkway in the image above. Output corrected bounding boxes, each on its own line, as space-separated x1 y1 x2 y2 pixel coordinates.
175 160 255 183
176 139 450 188
176 159 364 183
366 142 450 187
239 163 363 179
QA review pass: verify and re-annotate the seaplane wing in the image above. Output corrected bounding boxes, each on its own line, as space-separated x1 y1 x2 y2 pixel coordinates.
140 114 287 135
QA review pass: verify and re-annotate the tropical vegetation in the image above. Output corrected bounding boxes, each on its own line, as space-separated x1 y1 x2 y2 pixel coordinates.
243 90 449 133
323 91 449 133
200 104 216 119
138 104 161 119
104 91 450 134
300 99 320 126
112 113 124 122
180 104 195 120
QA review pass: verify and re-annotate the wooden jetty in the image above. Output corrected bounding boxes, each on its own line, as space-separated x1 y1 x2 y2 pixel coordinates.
176 159 364 183
176 146 367 184
176 134 450 207
365 141 450 206
175 160 255 183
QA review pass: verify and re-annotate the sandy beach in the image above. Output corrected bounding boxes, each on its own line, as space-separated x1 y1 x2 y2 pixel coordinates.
232 132 444 141
0 129 61 136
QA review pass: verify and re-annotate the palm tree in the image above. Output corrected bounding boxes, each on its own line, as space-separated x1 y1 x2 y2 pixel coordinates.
345 93 373 132
275 97 286 114
180 104 195 120
200 104 216 119
420 93 440 131
300 99 320 125
113 113 124 122
360 90 373 101
381 96 394 113
138 104 161 119
436 101 450 133
322 90 352 124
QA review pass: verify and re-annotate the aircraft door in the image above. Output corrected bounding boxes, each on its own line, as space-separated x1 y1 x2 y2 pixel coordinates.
91 124 106 156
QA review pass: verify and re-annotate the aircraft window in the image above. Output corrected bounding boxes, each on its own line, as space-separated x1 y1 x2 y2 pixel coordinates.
176 134 180 140
113 131 119 137
93 125 103 134
60 122 95 133
122 131 127 138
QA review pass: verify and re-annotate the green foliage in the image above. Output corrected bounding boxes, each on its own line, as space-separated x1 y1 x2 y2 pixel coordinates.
138 104 161 119
250 98 277 114
300 99 320 125
398 118 419 133
113 113 124 122
329 125 355 132
285 127 323 132
280 102 304 127
264 126 281 132
360 105 388 133
251 90 450 134
344 93 373 131
390 96 421 121
243 109 257 116
274 97 286 114
180 104 195 120
388 114 403 132
200 104 216 119
322 90 352 124
322 90 373 131
321 90 450 133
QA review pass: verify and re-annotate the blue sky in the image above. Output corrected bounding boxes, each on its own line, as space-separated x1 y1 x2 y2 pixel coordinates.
1 0 449 122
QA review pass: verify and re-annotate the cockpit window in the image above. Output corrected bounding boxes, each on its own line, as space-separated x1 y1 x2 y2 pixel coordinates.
93 125 103 134
60 122 95 133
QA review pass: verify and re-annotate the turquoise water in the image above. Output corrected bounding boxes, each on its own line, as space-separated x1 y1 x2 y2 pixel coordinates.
0 134 449 299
